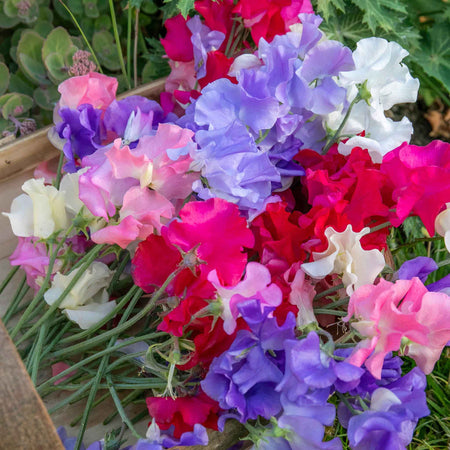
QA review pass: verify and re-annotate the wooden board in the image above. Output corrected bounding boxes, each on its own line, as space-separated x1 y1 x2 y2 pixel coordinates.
0 319 64 450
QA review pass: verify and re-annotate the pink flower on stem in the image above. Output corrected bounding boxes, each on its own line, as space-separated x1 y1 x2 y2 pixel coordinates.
344 277 450 378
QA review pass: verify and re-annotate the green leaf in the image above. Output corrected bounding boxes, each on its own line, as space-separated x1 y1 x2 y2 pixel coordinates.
92 30 121 71
0 4 20 28
33 85 59 111
4 0 39 24
42 27 75 61
414 23 450 93
83 0 100 18
9 71 34 96
315 0 346 22
32 20 53 37
0 63 10 96
17 30 49 86
348 0 408 33
0 93 34 119
175 0 194 18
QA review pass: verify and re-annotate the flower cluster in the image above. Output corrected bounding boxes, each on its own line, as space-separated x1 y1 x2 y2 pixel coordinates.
3 5 450 450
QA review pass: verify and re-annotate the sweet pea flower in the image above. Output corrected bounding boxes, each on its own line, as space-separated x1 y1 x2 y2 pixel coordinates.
301 225 385 295
44 261 115 329
58 72 118 111
344 277 450 377
339 38 419 110
208 262 282 334
3 178 68 239
9 237 62 291
435 203 450 253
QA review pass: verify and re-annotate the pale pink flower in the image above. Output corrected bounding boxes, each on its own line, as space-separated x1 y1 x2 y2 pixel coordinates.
58 72 118 110
344 277 450 378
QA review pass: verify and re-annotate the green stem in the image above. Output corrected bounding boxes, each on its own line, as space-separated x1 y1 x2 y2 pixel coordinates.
15 244 106 345
10 225 74 340
134 8 140 88
47 381 94 414
102 388 145 425
313 309 347 316
2 275 28 325
74 275 147 450
368 221 391 233
108 0 131 89
40 322 73 360
30 321 49 384
319 296 350 310
127 2 132 86
70 392 110 427
0 266 19 296
108 251 131 294
58 0 103 73
54 151 65 189
48 266 183 359
437 258 450 268
323 95 360 154
313 283 345 301
107 375 143 439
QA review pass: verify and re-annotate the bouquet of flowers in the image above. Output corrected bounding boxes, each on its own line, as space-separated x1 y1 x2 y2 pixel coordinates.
2 1 449 449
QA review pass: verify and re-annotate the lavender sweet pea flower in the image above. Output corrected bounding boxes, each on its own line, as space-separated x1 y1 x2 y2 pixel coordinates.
397 256 450 293
201 300 296 423
346 368 429 450
56 104 103 172
397 256 438 283
104 96 170 138
187 16 225 79
57 427 86 450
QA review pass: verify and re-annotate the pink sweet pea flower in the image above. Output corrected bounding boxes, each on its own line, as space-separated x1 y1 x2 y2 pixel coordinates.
58 72 118 110
344 277 450 378
9 237 61 291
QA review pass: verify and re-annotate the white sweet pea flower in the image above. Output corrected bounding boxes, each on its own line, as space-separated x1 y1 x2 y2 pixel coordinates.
325 37 418 162
301 225 385 295
44 261 116 329
435 203 450 253
3 178 68 239
336 102 413 163
339 38 419 109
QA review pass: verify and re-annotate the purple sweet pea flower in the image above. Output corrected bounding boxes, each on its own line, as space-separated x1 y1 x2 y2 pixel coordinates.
57 427 86 450
187 16 225 79
201 300 296 423
56 104 103 172
397 256 438 283
104 96 171 138
397 256 450 293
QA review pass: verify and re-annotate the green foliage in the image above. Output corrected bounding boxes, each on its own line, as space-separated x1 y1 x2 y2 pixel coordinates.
161 0 195 19
0 92 33 119
312 0 450 103
0 63 10 95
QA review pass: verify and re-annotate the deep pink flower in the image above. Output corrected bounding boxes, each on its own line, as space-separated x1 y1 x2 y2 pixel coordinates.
381 140 450 234
233 0 313 44
146 391 219 438
167 198 255 285
161 15 194 62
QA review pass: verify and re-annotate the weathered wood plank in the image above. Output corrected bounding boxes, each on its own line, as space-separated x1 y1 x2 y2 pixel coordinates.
0 319 64 450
